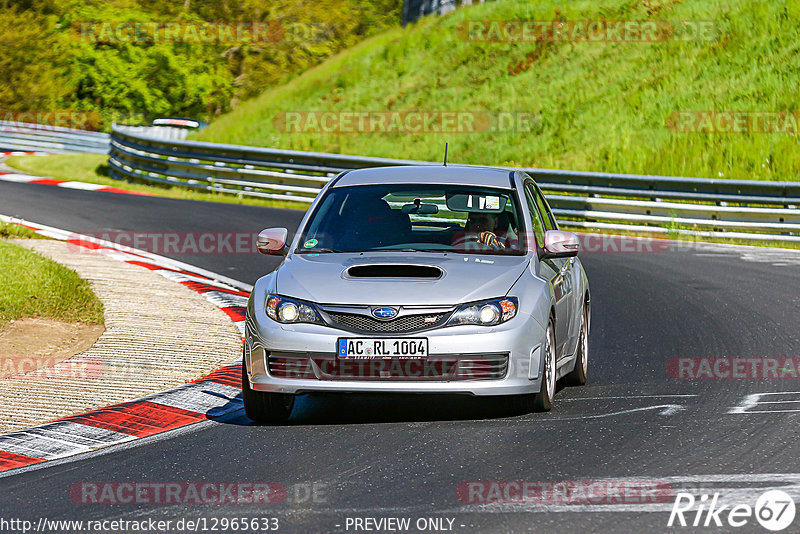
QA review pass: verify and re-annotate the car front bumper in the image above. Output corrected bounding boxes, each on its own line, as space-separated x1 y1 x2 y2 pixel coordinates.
245 308 546 397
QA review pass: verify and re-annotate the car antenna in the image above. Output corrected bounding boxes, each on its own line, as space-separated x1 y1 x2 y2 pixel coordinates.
443 142 448 166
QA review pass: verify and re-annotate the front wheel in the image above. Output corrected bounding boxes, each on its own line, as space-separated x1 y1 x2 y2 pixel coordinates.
241 359 294 424
532 321 557 412
509 320 556 413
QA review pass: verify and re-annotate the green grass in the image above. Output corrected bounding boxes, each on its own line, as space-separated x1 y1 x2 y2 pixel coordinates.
0 221 47 239
6 154 108 185
0 240 105 327
193 0 800 181
4 154 309 210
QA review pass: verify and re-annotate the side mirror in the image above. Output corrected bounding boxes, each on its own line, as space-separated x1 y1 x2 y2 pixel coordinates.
542 230 580 258
257 228 288 256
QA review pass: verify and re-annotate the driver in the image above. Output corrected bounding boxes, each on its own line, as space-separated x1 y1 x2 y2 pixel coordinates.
464 212 505 249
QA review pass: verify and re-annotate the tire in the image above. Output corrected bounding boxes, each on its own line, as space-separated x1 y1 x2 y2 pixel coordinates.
532 320 557 412
565 302 589 387
241 358 294 424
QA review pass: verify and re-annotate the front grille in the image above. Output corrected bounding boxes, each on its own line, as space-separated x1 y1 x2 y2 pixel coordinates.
267 353 508 381
324 312 449 334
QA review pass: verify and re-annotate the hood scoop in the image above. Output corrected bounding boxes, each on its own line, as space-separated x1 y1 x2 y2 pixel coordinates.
345 264 443 279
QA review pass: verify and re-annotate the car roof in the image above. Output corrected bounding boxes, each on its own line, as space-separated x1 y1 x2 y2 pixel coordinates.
332 165 515 189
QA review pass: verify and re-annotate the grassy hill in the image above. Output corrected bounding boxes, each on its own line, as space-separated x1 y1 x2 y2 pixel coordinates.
193 0 800 181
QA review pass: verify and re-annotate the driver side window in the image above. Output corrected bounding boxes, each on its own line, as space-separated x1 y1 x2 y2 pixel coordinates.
523 183 546 248
532 184 557 231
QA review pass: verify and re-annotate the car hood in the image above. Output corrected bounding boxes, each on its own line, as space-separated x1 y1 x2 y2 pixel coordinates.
275 252 530 305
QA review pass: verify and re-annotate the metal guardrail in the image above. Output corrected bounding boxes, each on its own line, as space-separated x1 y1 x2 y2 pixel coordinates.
0 121 110 154
0 122 189 154
109 124 800 242
112 125 190 141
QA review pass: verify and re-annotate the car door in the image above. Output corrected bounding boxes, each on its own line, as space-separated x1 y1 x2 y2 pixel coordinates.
523 181 572 360
531 181 580 355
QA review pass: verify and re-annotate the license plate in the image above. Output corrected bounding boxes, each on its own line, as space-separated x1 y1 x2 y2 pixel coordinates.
337 338 428 359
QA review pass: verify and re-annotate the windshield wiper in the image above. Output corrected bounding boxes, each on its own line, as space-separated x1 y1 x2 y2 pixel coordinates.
374 248 450 253
297 247 343 254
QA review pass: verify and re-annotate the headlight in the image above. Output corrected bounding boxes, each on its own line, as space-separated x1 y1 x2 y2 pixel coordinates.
266 295 321 324
447 297 518 327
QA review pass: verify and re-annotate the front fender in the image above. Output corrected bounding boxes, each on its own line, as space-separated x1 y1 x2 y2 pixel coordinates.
247 271 278 322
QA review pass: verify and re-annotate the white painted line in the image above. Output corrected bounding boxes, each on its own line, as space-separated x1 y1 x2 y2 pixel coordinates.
202 291 249 308
155 269 245 292
146 381 242 416
91 249 154 262
232 321 245 336
0 174 37 183
729 393 763 414
0 422 137 460
546 404 686 420
57 181 106 191
561 395 699 401
728 392 800 414
0 432 96 460
737 409 800 413
19 421 136 448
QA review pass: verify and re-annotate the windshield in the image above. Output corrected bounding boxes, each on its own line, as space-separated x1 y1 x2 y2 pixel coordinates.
297 184 526 255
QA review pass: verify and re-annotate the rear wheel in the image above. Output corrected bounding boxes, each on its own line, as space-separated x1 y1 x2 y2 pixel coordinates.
565 302 589 386
532 321 557 412
241 359 294 424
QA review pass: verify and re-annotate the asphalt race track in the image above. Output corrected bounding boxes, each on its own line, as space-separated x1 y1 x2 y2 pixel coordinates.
2 180 800 533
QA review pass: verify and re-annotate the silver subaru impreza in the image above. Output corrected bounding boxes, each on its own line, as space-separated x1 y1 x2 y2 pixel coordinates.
243 165 590 423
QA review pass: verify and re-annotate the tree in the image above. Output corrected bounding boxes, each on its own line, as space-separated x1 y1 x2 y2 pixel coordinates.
0 9 68 112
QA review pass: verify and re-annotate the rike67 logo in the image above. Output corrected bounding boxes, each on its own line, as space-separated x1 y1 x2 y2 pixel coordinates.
668 490 796 531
